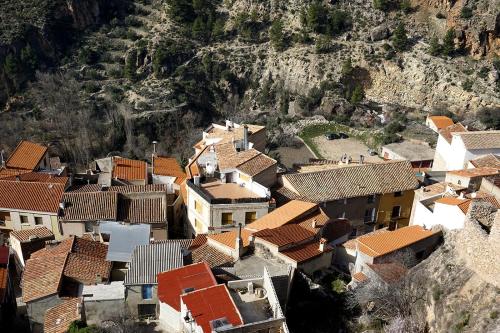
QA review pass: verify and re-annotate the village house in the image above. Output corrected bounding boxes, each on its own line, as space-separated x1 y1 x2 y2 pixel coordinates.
9 227 55 273
444 167 499 191
432 126 500 171
278 160 419 236
43 298 83 333
467 154 500 169
184 140 276 237
157 262 288 333
0 181 65 239
381 141 435 169
123 242 185 318
22 236 112 333
425 115 454 133
1 140 50 172
60 184 170 240
350 262 408 288
193 120 267 154
91 156 148 186
151 155 186 192
351 225 442 276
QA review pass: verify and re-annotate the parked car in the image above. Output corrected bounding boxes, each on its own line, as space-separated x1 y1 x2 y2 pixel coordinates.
368 149 378 156
325 133 340 140
338 133 349 139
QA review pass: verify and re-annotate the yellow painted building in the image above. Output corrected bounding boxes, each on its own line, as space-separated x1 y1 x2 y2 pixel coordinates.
375 189 415 229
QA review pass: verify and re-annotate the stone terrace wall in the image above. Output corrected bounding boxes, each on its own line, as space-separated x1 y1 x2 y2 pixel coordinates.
454 203 500 288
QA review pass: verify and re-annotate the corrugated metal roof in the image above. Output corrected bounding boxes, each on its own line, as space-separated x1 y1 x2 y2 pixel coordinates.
124 242 184 285
100 222 151 262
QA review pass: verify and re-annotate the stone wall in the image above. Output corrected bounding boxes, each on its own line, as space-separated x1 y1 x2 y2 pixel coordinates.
454 202 499 288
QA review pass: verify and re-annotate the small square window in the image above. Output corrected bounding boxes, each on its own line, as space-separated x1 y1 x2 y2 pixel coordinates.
34 217 43 225
391 206 401 218
245 212 256 224
142 285 153 300
221 213 233 226
20 215 29 225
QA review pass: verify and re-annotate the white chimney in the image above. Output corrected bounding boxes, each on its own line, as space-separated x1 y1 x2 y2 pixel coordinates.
0 150 5 168
312 219 317 228
243 125 249 151
319 238 327 252
235 224 243 259
470 192 477 198
194 176 201 186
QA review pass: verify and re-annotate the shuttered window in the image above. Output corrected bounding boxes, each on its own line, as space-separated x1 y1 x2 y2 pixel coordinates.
245 212 257 224
195 200 203 214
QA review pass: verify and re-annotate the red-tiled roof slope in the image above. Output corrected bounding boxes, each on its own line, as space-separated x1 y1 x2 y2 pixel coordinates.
438 123 468 144
0 181 64 213
280 240 332 263
0 168 31 179
113 157 147 181
22 254 67 302
153 156 186 183
6 140 48 171
10 227 54 242
157 262 217 311
60 192 118 221
207 229 252 249
469 154 500 169
44 298 82 333
0 172 68 185
253 225 315 247
191 244 234 268
181 284 243 333
427 116 454 130
245 200 318 231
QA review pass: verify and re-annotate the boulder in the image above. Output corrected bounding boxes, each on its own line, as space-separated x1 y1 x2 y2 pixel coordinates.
370 25 389 41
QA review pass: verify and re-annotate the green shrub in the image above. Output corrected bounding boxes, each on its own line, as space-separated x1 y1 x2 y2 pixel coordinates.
83 82 101 94
124 49 137 82
477 107 500 129
78 47 100 65
477 66 489 79
461 78 473 92
392 22 408 51
442 28 455 56
460 7 473 19
432 286 443 301
452 312 470 333
269 18 286 51
428 36 442 56
350 84 365 104
331 279 346 294
490 311 498 319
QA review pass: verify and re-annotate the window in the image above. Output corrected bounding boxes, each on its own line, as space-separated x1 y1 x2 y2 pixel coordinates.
34 217 43 225
194 200 203 214
364 208 375 223
221 213 233 226
391 206 401 218
394 191 403 197
85 222 94 233
138 304 156 318
245 212 257 224
367 195 376 204
142 285 153 300
20 215 29 225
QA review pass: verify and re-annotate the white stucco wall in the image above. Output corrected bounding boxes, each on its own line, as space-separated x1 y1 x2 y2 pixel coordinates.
433 203 465 230
158 301 182 332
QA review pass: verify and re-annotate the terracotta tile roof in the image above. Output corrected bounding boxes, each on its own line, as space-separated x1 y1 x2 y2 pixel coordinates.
0 172 68 185
420 182 466 197
254 225 315 247
367 263 408 283
237 153 277 177
190 234 208 250
157 262 217 311
44 298 82 333
447 167 499 178
10 227 54 242
63 252 112 284
469 154 500 169
0 168 31 179
0 181 64 213
352 271 368 283
191 243 234 268
29 236 111 286
68 184 167 194
296 208 330 233
456 131 500 150
439 123 468 144
181 284 243 333
279 240 331 263
283 160 419 203
215 143 261 171
435 197 469 206
0 267 8 303
118 197 166 224
208 229 252 249
321 219 352 242
113 157 147 181
428 116 454 130
6 140 48 171
205 123 265 146
245 200 318 231
22 254 67 302
357 225 438 258
153 156 186 182
186 146 209 179
272 186 302 205
60 192 118 221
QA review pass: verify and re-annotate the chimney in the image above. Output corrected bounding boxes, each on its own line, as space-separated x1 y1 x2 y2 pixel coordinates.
312 219 317 229
0 150 5 168
15 175 20 182
226 120 233 130
319 238 327 252
360 155 364 165
458 192 465 199
194 175 201 186
152 140 158 171
470 192 477 198
243 125 249 151
235 223 243 259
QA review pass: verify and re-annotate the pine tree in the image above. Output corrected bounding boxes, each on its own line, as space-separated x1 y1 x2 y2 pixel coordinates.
442 28 455 56
191 16 207 41
341 57 353 76
124 49 137 82
392 22 408 51
269 18 285 51
428 37 441 56
350 84 365 104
